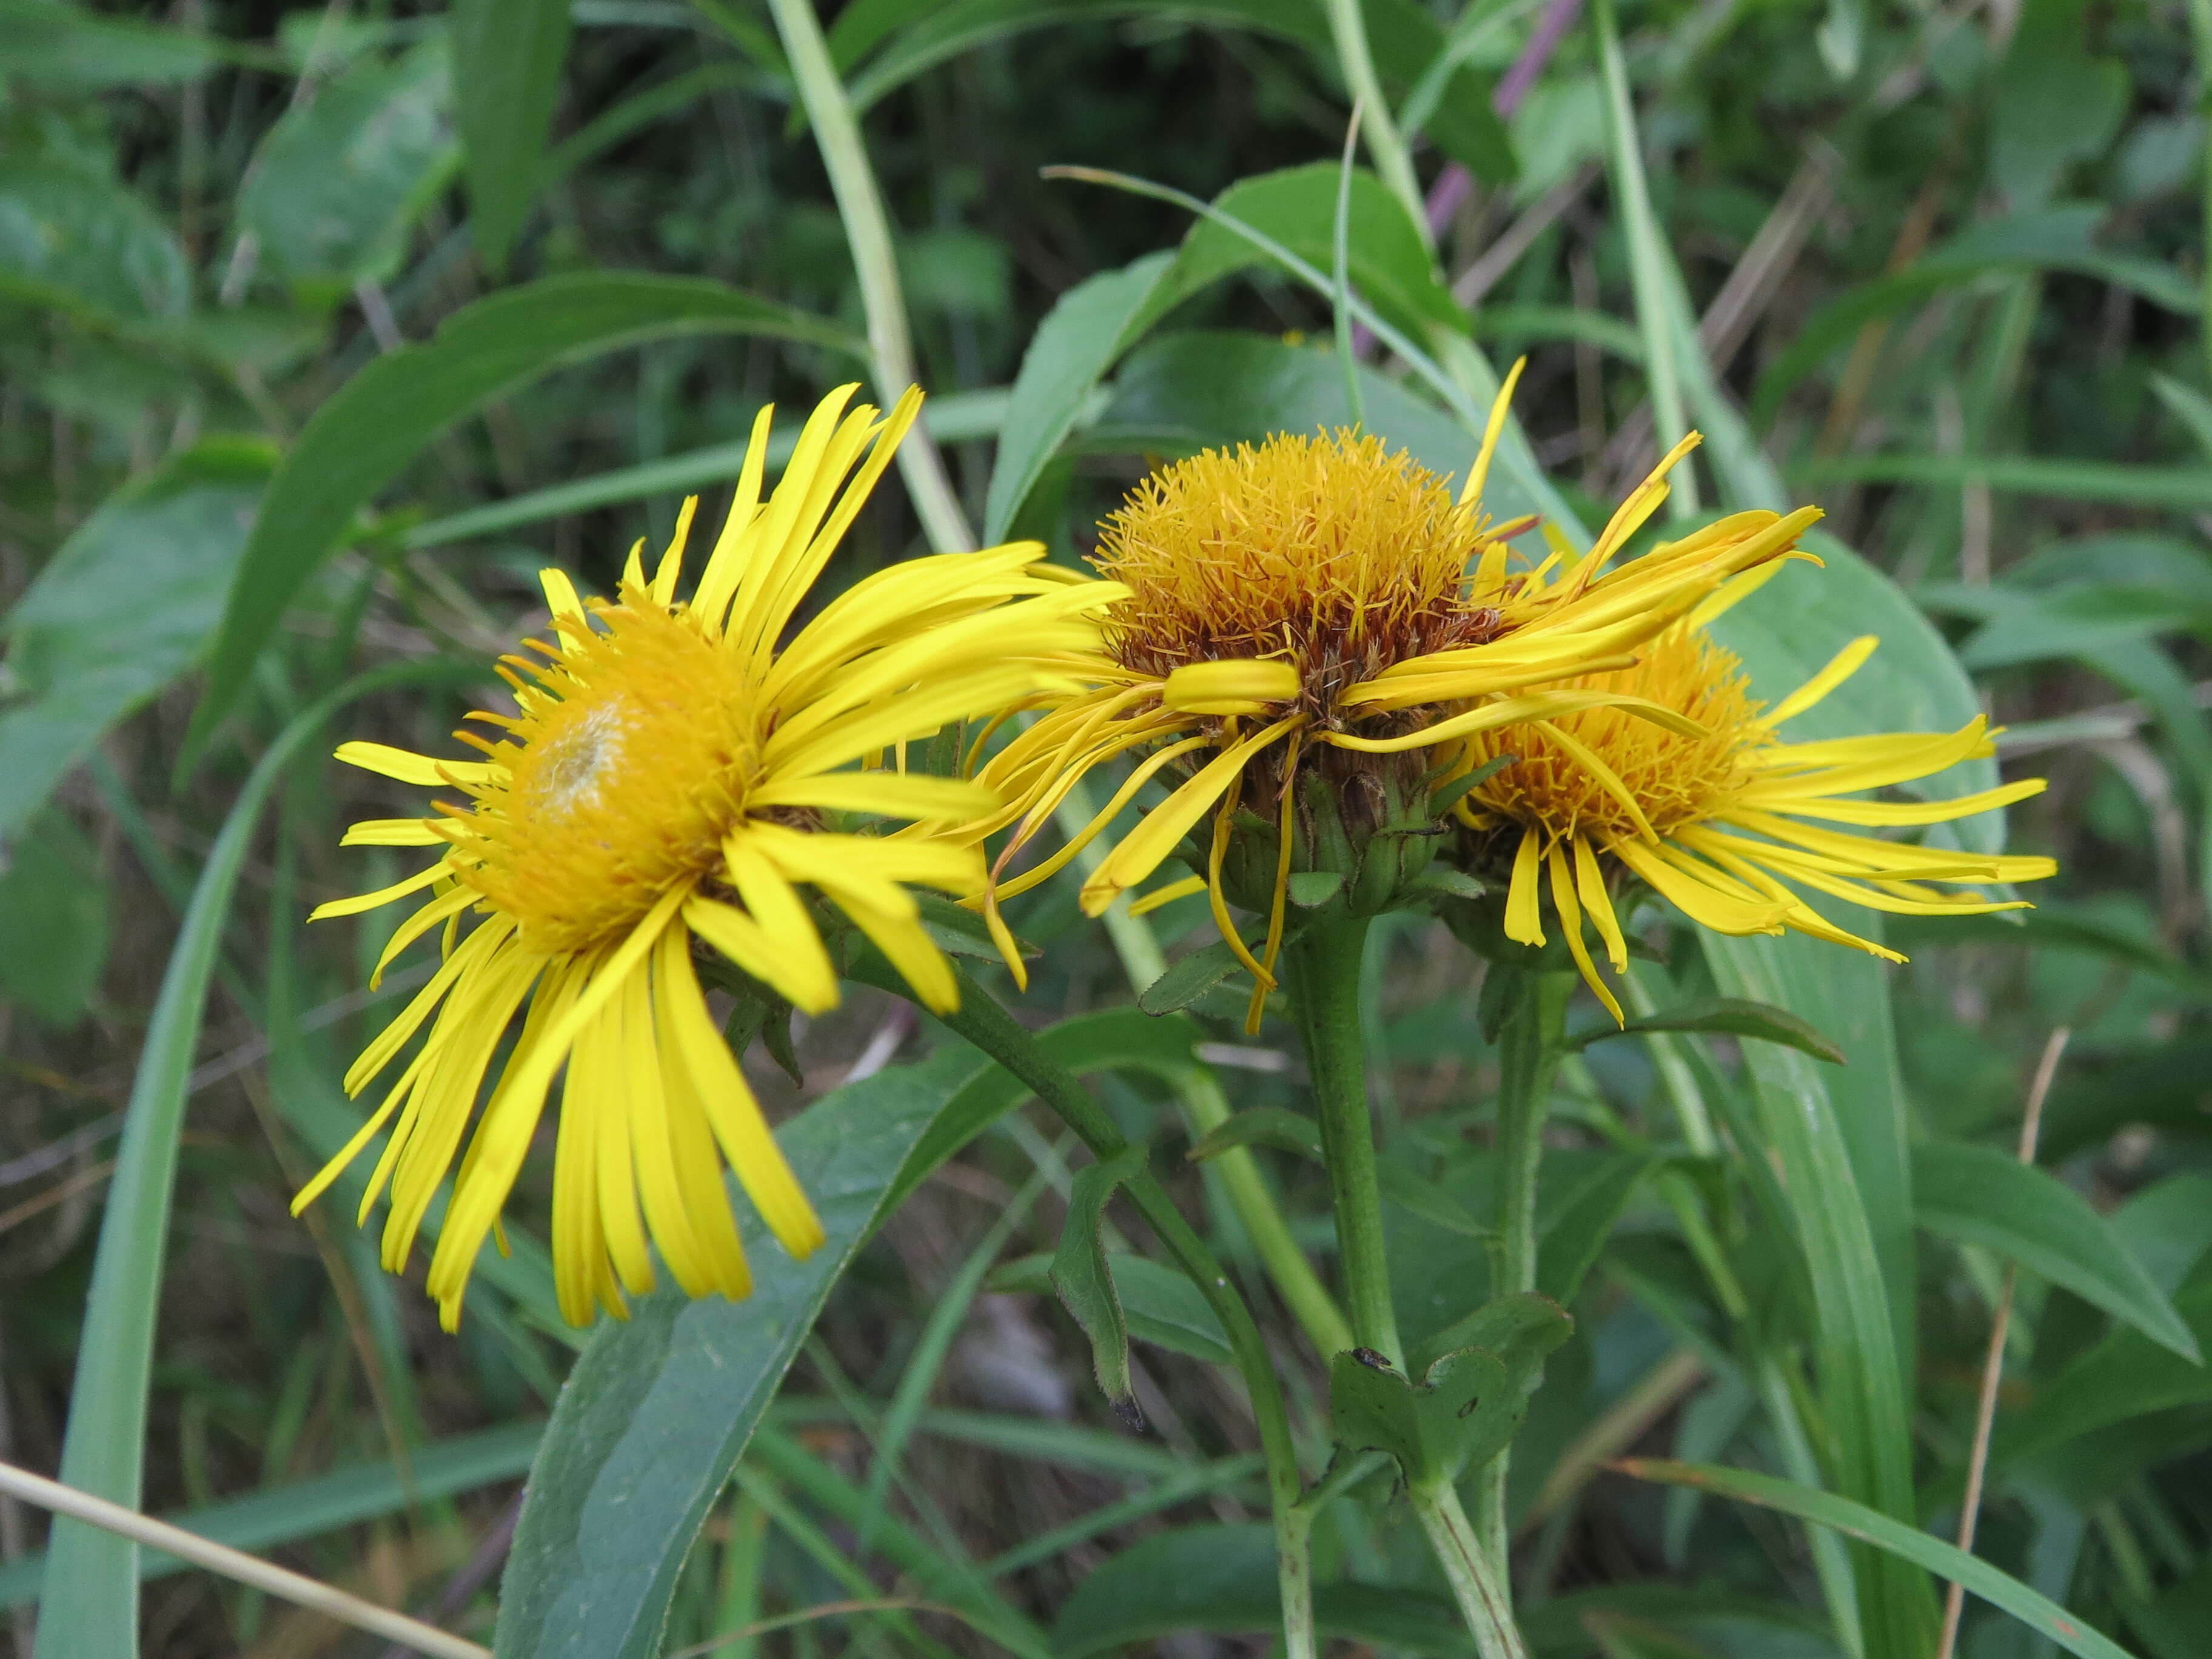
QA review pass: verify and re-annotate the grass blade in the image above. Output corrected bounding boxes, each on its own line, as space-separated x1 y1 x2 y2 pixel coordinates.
1618 1460 2140 1659
32 659 478 1659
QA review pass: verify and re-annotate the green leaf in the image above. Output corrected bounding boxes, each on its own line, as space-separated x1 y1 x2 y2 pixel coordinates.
1992 1276 2212 1474
1048 1522 1470 1657
0 439 271 840
0 808 110 1027
1536 1152 1658 1305
1053 1145 1150 1426
1800 452 2212 510
236 37 457 297
1568 996 1846 1065
453 0 572 272
32 662 473 1659
994 1250 1232 1365
1618 1460 2140 1659
1286 869 1347 907
1130 163 1465 346
1186 1106 1325 1164
497 1008 1216 1659
184 272 859 768
983 252 1171 542
0 157 189 323
1914 1140 2200 1362
1186 1108 1490 1237
1332 1294 1572 1492
0 1422 542 1608
1139 933 1284 1015
495 1045 980 1659
1096 330 1561 531
0 0 242 87
892 1008 1208 1210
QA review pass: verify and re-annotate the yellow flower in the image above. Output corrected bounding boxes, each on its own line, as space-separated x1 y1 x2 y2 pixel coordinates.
293 385 1114 1330
958 367 1817 1025
1452 611 2057 1021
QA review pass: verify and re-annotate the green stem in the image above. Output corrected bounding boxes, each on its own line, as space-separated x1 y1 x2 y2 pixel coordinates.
1410 1483 1530 1659
1320 0 1434 250
885 962 1317 1659
1284 915 1399 1367
1475 968 1572 1580
1050 780 1354 1361
762 0 976 556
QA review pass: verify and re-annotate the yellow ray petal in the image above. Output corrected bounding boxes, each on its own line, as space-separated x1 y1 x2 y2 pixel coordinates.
657 927 824 1256
1549 843 1621 1023
1758 635 1879 727
1161 657 1301 714
1573 834 1628 973
1504 824 1546 946
1129 874 1206 916
340 818 447 847
1461 354 1527 509
746 770 1000 822
1081 716 1301 916
333 741 494 789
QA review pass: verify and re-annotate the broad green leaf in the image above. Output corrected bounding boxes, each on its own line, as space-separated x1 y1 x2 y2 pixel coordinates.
1619 1460 2140 1659
1129 164 1466 346
1569 997 1846 1065
0 1422 541 1607
0 439 270 840
236 37 457 297
1914 1139 2199 1362
1053 1145 1150 1424
984 252 1171 542
495 1045 983 1659
453 0 572 272
0 158 189 323
1049 1522 1469 1657
0 808 110 1027
31 662 474 1659
497 1008 1222 1659
185 273 859 766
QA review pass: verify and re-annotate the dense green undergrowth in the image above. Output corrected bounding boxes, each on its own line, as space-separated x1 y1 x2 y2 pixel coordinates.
2 0 2211 1655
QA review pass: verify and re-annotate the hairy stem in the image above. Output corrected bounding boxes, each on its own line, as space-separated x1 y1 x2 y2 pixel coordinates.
1284 915 1399 1367
1053 783 1355 1361
1411 1482 1530 1659
1475 968 1573 1578
762 0 976 555
890 963 1318 1659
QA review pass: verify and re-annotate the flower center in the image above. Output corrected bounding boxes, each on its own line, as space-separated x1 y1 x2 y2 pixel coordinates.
447 598 761 955
1092 431 1506 722
1465 625 1760 848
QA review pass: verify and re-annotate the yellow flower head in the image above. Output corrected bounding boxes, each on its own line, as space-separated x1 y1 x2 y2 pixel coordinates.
960 366 1818 1028
1452 610 2057 1021
293 385 1114 1330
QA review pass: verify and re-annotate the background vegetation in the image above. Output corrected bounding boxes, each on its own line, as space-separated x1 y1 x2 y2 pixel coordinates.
1 0 2209 1655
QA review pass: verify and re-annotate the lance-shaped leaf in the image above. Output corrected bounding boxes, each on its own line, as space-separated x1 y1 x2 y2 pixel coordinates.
1053 1145 1151 1428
